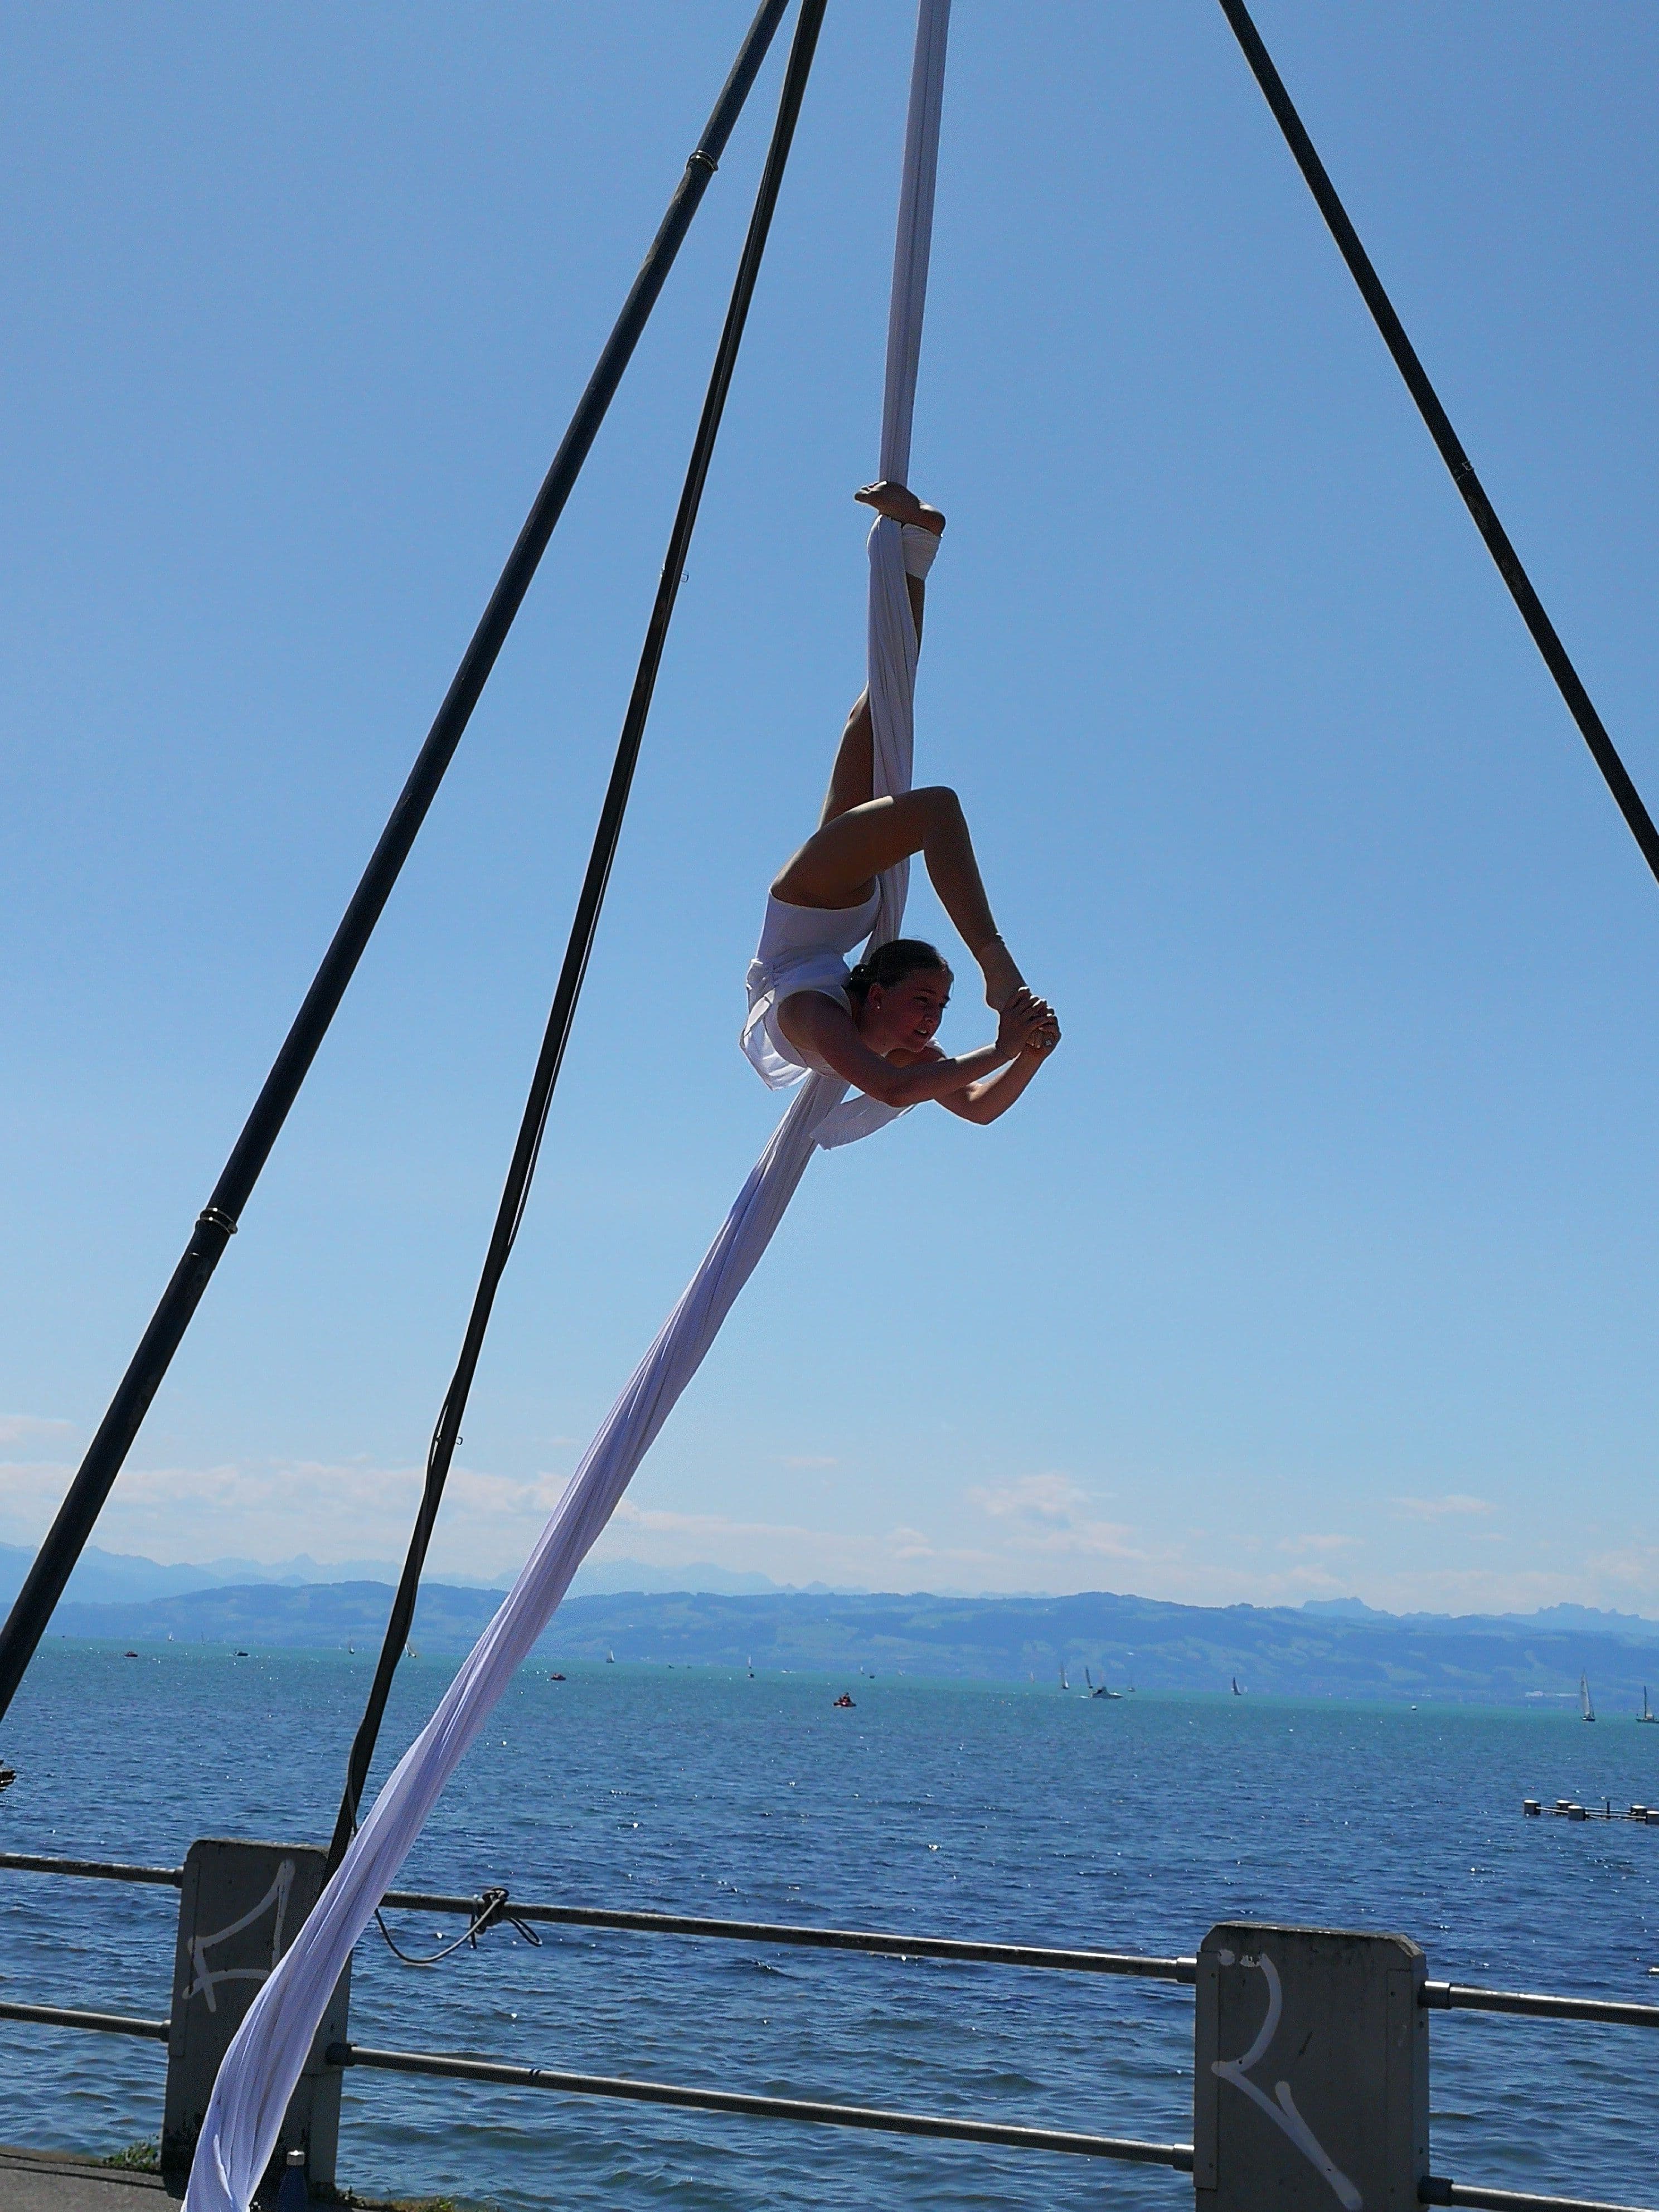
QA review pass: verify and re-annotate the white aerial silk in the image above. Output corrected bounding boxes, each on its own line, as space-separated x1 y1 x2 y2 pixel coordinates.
183 7 950 2205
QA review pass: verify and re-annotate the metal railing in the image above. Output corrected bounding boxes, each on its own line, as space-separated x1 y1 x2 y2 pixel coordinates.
328 2039 1194 2169
2 1848 1655 2210
0 1998 170 2040
379 1880 1198 1981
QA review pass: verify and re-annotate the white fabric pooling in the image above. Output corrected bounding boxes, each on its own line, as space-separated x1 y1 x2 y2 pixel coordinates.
183 7 951 2205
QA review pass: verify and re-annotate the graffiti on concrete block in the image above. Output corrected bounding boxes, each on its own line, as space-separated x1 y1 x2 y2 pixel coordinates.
1212 1946 1362 2212
185 1857 295 2014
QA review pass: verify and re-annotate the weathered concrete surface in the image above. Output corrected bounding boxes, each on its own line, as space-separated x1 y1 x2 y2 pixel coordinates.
0 2150 441 2212
0 2146 180 2209
1194 1922 1429 2212
162 1839 348 2192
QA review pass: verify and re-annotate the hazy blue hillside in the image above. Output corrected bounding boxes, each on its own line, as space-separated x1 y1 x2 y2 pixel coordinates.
42 1580 1659 1709
0 1544 785 1609
0 1543 408 1607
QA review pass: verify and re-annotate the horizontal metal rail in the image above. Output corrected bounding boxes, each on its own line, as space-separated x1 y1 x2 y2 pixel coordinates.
0 1850 181 1887
327 2039 1194 2169
5 1852 1656 2029
1422 2179 1657 2211
380 1885 1196 1980
1423 1982 1659 2030
0 1999 170 2041
4 1996 1652 2208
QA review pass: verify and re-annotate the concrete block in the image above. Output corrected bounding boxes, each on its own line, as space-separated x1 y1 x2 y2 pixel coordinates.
1195 1920 1428 2212
162 1839 350 2196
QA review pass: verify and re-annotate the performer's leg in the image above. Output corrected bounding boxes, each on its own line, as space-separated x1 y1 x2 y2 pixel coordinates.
819 483 939 826
819 688 876 827
773 785 1024 1007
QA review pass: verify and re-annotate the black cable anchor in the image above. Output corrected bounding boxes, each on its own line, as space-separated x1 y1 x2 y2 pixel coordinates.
375 1885 544 1970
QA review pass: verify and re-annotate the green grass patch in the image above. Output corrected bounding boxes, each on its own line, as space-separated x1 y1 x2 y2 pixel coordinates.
343 2198 479 2211
99 2141 162 2172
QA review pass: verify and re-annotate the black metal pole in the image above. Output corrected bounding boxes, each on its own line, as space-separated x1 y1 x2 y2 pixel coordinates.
328 0 829 1874
1214 0 1659 887
0 0 793 1731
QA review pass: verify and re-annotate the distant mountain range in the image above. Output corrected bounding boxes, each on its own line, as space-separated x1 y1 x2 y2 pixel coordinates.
0 1542 790 1610
22 1569 1659 1709
1299 1595 1659 1638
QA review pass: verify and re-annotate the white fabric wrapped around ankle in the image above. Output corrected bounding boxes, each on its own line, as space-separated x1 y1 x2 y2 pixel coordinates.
900 521 941 577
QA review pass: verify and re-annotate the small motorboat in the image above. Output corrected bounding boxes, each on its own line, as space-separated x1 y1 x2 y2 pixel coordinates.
832 1692 856 1709
548 1671 566 1682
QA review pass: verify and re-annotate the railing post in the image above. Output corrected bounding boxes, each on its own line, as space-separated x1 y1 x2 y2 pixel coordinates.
1194 1921 1428 2210
163 1840 351 2196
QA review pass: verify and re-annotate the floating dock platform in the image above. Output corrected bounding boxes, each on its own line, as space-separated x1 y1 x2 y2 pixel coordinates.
1524 1797 1659 1823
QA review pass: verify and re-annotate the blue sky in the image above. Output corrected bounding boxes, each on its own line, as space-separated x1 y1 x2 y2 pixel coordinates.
4 3 1657 1612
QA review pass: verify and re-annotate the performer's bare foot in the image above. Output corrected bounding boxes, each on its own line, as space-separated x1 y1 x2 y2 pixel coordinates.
855 481 946 536
977 934 1026 1011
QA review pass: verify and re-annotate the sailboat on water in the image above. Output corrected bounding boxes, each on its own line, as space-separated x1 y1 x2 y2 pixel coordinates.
1231 1676 1244 1697
1580 1672 1596 1723
1083 1667 1120 1700
1060 1662 1070 1692
1639 1685 1656 1725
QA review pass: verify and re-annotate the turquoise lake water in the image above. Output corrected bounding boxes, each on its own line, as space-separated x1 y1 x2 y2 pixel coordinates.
2 1644 1656 2208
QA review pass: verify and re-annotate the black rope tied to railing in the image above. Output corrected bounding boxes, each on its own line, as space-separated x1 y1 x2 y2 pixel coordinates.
0 0 796 1735
1215 0 1659 888
327 0 830 1874
374 1885 542 1968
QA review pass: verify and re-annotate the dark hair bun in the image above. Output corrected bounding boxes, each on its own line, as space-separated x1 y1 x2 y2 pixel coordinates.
846 937 948 1010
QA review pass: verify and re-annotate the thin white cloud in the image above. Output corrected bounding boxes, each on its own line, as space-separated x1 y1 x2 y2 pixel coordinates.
976 1472 1089 1523
966 1472 1146 1562
0 1414 77 1451
0 1455 557 1582
607 1498 831 1545
1584 1544 1659 1593
1390 1493 1493 1522
888 1524 934 1560
6 1440 1651 1615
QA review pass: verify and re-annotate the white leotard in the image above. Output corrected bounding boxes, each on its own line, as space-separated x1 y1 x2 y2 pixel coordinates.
741 887 880 1086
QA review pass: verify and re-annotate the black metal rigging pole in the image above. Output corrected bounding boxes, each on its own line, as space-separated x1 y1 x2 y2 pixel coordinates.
0 0 794 1729
328 0 830 1875
1215 0 1659 887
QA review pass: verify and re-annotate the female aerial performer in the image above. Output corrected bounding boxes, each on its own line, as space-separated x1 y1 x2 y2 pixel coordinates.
743 483 1059 1125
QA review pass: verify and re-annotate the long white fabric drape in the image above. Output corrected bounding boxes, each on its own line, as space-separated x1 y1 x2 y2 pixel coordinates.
183 8 949 2204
